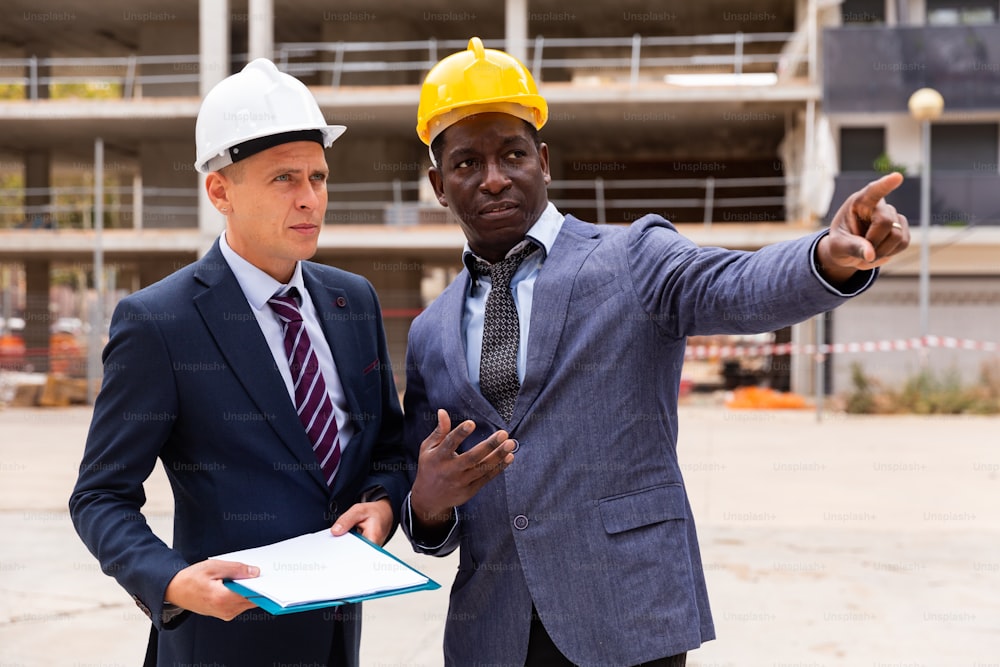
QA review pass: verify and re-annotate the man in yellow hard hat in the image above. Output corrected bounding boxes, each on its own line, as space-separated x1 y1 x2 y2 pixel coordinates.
400 38 910 666
70 59 408 666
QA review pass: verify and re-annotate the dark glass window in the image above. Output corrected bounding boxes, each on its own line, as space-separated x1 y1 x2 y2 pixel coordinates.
931 124 999 171
840 127 886 171
842 0 886 24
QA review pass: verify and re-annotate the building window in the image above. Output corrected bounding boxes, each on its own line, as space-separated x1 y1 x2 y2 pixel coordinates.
927 0 998 25
931 124 999 171
842 0 886 24
840 127 886 172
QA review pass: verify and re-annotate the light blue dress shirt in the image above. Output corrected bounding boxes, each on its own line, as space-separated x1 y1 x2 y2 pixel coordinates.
461 202 565 388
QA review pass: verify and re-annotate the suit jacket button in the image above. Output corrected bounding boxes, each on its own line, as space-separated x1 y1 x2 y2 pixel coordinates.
513 514 529 530
336 297 347 308
509 439 520 453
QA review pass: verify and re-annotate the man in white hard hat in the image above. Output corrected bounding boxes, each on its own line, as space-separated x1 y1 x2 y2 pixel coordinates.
70 59 408 666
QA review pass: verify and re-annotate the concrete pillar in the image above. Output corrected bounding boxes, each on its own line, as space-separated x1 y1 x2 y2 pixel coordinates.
24 150 51 229
334 257 423 392
248 0 274 61
200 0 230 97
25 43 49 100
789 319 814 396
23 260 50 373
199 0 230 249
505 0 529 64
0 264 16 330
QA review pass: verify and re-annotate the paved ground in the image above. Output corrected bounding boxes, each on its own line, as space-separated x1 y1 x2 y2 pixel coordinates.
1 402 998 666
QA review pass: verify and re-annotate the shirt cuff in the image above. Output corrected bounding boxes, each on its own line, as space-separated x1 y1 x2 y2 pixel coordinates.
161 602 186 626
809 230 877 296
360 485 390 504
403 492 458 551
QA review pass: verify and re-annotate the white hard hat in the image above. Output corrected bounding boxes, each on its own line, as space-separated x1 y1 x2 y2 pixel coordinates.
194 58 346 173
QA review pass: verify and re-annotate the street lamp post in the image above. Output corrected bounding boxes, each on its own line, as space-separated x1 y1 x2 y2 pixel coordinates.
907 88 944 362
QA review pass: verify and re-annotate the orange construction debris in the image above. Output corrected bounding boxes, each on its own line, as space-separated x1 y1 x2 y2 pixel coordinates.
725 386 810 410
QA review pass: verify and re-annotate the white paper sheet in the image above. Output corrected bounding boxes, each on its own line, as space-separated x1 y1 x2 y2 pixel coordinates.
212 529 428 608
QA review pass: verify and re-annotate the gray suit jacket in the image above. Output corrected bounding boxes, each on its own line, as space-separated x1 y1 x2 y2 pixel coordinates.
402 214 873 666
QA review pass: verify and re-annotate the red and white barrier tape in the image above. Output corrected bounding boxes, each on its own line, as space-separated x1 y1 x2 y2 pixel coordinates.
685 335 1000 360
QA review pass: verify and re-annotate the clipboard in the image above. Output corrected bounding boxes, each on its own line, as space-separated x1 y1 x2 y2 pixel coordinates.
215 529 440 615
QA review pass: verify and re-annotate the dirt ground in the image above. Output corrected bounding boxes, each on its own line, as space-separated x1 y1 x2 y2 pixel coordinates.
1 403 998 666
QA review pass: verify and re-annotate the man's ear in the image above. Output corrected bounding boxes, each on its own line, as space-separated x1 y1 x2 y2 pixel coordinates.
539 142 551 186
428 167 448 208
205 172 232 213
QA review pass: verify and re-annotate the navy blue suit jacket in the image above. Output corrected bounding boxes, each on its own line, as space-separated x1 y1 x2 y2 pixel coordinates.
70 241 407 666
403 215 875 666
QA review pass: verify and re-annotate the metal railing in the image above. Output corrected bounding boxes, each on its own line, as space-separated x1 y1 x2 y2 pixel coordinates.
10 172 1000 230
277 33 806 87
0 32 807 100
0 175 790 229
0 54 202 99
0 185 197 229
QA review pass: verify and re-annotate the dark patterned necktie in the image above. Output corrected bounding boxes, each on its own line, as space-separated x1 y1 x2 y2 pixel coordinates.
476 243 540 422
267 287 341 486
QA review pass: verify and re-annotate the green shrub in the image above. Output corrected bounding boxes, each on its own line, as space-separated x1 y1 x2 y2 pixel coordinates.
873 153 907 176
844 362 1000 415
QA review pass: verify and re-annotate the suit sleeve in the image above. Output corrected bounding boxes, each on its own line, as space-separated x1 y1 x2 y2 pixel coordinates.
625 216 876 339
68 295 191 630
399 320 461 556
355 281 409 532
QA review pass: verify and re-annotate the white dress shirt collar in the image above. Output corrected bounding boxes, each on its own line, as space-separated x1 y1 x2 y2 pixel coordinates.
218 231 307 306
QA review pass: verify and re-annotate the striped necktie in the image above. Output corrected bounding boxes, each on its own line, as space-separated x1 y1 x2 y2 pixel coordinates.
268 287 341 486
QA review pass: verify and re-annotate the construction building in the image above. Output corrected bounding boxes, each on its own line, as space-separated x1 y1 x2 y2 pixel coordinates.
1 0 998 395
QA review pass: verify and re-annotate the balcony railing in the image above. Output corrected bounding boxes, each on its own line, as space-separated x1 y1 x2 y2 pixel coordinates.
15 173 999 231
0 54 202 99
278 33 806 88
0 32 808 100
0 175 790 230
0 185 197 230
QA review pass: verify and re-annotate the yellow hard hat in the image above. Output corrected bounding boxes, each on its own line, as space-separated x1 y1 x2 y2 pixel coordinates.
416 37 548 145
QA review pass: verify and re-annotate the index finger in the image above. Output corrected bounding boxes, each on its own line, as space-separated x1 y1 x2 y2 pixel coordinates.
420 409 453 452
461 430 513 464
852 172 904 217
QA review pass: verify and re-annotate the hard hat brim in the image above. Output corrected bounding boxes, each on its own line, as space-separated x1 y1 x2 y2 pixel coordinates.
196 124 346 174
422 100 546 146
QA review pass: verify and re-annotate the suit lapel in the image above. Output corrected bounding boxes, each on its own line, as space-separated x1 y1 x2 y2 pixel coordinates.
509 217 601 430
439 272 501 421
193 245 329 494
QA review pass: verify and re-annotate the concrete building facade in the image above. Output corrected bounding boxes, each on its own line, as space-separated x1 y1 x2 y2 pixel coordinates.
1 0 998 394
